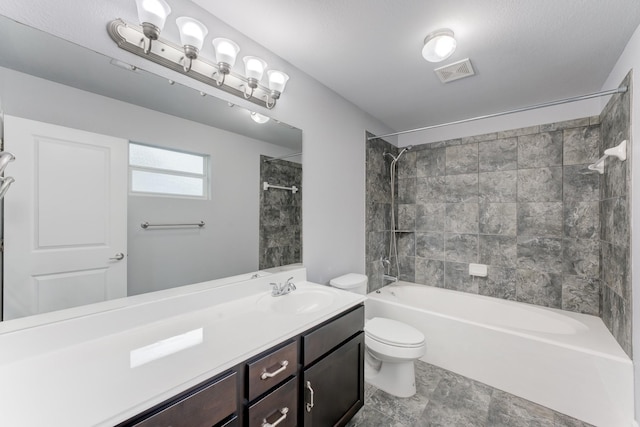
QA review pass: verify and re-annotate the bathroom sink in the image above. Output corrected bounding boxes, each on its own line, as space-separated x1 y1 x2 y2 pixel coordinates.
261 288 336 314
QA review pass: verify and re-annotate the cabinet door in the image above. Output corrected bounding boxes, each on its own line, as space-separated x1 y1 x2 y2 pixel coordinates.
302 333 364 427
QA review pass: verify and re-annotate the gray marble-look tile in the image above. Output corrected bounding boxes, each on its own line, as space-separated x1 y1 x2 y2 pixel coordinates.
601 285 632 357
398 204 416 231
517 167 563 202
445 203 479 234
589 115 601 126
366 231 389 263
601 241 630 301
518 131 562 168
367 202 391 232
397 232 416 258
563 238 599 277
479 267 516 300
445 233 478 263
602 149 628 200
345 405 403 427
517 202 563 237
563 126 600 165
444 261 478 293
430 370 493 413
366 259 385 293
367 387 429 426
416 232 444 260
516 269 562 308
446 143 478 175
540 117 590 132
416 203 445 232
478 137 518 172
414 360 447 397
517 236 563 273
416 399 487 427
562 275 599 316
601 197 629 247
563 201 599 239
462 132 499 143
397 150 417 179
398 255 416 282
415 258 445 287
416 147 446 177
487 389 556 427
417 176 446 203
563 164 599 202
499 125 540 138
479 203 517 235
479 235 517 268
445 174 478 203
479 170 517 202
398 177 417 204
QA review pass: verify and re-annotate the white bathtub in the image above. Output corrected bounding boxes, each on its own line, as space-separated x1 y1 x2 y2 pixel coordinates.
365 282 634 427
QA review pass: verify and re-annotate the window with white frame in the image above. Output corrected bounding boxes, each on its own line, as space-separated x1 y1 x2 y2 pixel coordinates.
129 142 209 198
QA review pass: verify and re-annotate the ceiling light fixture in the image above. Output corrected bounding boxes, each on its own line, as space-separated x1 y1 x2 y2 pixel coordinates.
250 112 270 124
107 1 290 109
422 28 457 63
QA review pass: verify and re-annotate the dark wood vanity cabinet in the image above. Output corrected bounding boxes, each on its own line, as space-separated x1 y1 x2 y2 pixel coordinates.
117 304 364 427
301 306 365 427
116 370 239 427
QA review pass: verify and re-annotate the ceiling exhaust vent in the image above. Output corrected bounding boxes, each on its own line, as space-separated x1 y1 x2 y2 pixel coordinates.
434 58 475 83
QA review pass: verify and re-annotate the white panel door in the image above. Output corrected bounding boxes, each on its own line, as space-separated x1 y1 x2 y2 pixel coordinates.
3 115 127 320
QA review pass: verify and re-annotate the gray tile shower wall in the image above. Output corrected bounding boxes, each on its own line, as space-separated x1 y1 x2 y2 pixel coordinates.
259 156 302 269
366 133 398 291
599 72 632 357
366 118 606 316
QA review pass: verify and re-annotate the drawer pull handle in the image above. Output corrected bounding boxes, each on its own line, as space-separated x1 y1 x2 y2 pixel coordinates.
262 407 289 427
260 360 289 380
306 381 314 412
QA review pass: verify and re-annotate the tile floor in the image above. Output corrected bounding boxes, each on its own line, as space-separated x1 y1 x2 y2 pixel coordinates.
346 360 594 427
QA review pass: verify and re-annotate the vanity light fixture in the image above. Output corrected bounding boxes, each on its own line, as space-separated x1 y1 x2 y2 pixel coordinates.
107 0 290 109
176 17 208 72
422 28 457 63
134 0 171 54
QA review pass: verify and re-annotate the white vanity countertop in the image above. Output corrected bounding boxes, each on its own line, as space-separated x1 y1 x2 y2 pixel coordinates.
0 268 365 427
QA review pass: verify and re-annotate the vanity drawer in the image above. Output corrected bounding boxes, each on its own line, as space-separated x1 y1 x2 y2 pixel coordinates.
303 305 364 366
125 371 237 427
247 340 298 401
247 377 297 427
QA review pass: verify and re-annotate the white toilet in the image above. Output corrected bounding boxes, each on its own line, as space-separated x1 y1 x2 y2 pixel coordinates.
329 273 426 398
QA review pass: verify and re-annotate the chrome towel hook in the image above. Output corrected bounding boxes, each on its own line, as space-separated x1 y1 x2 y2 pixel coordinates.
0 151 15 175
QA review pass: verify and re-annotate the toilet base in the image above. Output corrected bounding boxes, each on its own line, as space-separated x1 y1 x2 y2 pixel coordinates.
364 355 417 398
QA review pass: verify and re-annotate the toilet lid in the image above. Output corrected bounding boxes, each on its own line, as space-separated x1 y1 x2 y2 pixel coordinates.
365 317 425 347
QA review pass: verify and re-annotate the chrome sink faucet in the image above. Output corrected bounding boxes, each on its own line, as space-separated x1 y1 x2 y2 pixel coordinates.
269 277 296 296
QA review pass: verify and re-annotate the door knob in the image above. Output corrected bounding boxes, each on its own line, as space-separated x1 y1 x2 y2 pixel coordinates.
109 253 125 261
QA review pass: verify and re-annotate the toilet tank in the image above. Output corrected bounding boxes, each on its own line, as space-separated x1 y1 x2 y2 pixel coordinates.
330 273 368 295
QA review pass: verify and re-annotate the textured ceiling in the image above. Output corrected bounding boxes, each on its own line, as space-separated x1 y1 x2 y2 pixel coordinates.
192 0 640 132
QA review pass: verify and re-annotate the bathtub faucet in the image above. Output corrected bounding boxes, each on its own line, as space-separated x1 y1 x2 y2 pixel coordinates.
380 257 391 273
383 274 398 283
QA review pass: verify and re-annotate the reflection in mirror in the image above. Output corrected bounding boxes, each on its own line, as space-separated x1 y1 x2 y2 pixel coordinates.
0 15 302 321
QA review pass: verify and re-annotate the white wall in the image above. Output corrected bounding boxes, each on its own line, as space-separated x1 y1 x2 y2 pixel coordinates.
601 22 640 423
0 66 296 295
0 0 394 286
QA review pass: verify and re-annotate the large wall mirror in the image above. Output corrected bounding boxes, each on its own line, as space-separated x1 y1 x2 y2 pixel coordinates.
0 15 303 322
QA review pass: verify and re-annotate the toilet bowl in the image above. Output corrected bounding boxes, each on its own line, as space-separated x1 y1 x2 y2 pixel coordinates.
329 274 426 398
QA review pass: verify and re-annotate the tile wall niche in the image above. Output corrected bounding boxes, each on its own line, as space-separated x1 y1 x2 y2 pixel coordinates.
259 156 302 269
365 78 632 357
599 72 632 357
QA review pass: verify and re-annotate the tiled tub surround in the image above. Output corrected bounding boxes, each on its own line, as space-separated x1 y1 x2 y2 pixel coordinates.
599 74 632 357
387 117 604 316
259 155 302 269
365 283 633 426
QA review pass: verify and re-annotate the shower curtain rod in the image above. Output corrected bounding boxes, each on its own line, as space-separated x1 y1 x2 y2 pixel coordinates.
367 86 628 141
263 152 302 162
